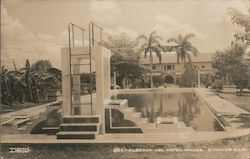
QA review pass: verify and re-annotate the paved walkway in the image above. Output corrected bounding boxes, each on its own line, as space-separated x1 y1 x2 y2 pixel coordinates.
195 88 249 116
1 129 249 143
0 101 60 123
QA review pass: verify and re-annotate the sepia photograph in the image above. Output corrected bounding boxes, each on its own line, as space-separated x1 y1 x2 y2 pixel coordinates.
0 0 250 158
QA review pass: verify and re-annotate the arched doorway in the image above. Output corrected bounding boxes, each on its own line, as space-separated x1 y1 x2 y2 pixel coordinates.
164 75 174 84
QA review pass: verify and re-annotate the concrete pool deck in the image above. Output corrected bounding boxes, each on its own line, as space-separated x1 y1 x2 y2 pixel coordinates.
1 129 249 144
0 101 60 121
194 88 250 130
194 88 249 116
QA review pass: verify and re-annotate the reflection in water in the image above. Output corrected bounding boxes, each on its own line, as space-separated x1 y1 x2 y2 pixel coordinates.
117 91 223 131
177 93 199 127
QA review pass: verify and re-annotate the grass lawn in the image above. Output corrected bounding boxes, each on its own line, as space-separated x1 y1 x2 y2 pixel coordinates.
216 87 250 128
217 87 250 112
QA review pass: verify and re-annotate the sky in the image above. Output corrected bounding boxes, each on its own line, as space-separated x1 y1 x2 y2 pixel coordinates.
1 0 249 69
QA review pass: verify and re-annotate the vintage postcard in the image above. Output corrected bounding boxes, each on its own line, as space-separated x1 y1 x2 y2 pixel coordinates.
1 0 250 159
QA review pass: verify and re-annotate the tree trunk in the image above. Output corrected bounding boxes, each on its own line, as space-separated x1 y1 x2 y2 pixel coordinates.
239 86 243 96
114 72 116 86
150 52 153 88
160 64 163 85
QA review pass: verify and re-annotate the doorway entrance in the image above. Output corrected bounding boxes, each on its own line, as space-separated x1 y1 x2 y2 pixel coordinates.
164 75 175 84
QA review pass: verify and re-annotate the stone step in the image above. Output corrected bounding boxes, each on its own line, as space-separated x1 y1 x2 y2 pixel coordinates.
156 123 179 129
124 107 135 112
156 117 178 124
178 122 186 128
59 123 100 132
107 127 142 133
139 123 157 130
124 112 141 118
139 118 148 123
42 127 59 135
122 109 143 126
63 115 99 123
56 131 96 139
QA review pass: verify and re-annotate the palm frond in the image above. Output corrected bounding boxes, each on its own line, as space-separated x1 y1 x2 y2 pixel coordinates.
152 47 162 64
150 31 157 38
136 35 148 42
138 43 148 50
151 40 161 47
16 77 27 87
184 42 193 49
187 46 199 56
183 34 195 42
152 35 163 41
144 47 149 58
137 44 148 54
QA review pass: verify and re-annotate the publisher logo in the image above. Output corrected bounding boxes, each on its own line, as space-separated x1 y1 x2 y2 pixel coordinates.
9 147 31 153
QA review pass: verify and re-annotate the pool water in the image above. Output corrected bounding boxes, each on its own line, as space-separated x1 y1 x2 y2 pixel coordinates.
116 90 224 131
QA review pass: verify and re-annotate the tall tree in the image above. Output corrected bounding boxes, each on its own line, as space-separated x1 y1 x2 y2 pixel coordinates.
137 31 163 88
167 34 199 64
102 34 146 88
24 59 33 101
179 64 198 87
228 2 250 45
218 1 250 95
212 44 249 95
228 1 250 62
31 59 52 72
1 67 12 105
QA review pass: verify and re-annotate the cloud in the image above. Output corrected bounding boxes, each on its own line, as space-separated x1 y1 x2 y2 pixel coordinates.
105 26 138 39
152 14 206 40
89 0 122 26
1 5 67 69
207 0 248 23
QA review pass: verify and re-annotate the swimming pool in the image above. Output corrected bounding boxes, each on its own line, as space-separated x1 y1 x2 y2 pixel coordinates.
115 89 224 131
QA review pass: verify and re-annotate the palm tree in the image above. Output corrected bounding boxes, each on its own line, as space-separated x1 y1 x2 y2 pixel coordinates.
24 59 34 101
137 31 163 88
167 34 199 65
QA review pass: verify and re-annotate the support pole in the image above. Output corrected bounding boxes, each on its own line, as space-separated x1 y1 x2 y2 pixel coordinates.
198 69 201 87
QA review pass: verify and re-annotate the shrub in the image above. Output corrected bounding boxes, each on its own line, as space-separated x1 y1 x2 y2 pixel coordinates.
211 79 223 92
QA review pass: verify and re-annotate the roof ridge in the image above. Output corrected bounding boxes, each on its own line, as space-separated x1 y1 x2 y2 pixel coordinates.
139 52 214 63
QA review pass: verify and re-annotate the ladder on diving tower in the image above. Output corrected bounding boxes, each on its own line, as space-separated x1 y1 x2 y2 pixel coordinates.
68 23 93 115
57 22 104 139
